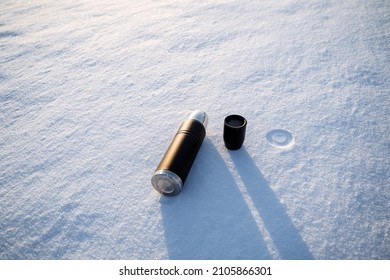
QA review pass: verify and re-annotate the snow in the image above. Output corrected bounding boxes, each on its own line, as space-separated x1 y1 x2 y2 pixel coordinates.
1 0 389 260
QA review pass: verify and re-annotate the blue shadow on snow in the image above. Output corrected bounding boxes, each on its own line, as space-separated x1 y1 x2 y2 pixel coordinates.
160 138 272 259
228 147 314 260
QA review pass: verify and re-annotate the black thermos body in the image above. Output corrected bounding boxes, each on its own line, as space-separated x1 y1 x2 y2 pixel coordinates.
151 111 208 196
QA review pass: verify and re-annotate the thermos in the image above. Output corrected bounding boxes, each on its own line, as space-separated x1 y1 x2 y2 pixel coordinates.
151 110 208 196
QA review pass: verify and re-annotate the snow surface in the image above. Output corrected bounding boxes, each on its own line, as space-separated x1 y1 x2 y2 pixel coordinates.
1 0 389 260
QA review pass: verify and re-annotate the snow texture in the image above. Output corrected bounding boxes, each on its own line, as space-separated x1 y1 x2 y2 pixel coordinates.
1 0 389 259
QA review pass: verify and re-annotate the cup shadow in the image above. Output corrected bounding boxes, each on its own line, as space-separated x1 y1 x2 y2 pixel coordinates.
160 138 272 259
228 147 314 259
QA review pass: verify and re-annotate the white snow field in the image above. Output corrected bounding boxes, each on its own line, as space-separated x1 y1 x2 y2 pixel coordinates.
1 0 389 260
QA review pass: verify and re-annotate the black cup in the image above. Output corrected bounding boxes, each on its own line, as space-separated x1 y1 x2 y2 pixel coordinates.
223 115 247 150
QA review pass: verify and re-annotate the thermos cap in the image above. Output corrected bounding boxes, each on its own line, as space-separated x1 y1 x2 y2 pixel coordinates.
223 115 247 150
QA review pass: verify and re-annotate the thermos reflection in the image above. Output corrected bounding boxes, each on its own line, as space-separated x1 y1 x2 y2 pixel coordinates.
151 111 208 196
